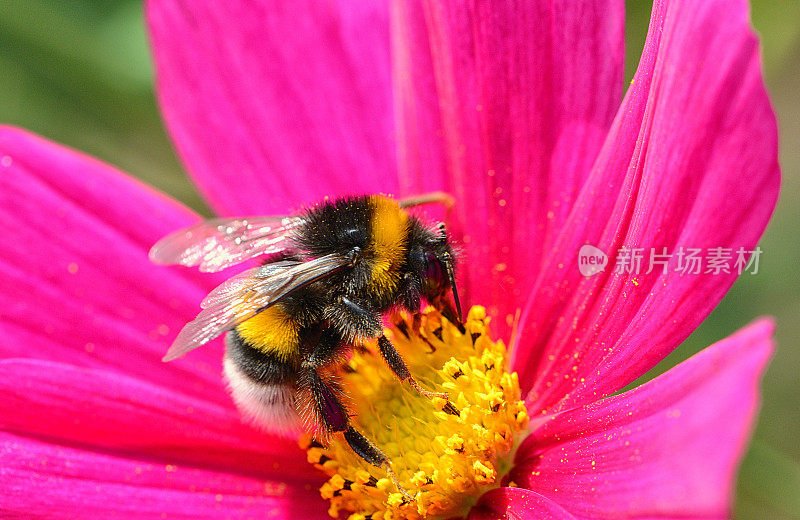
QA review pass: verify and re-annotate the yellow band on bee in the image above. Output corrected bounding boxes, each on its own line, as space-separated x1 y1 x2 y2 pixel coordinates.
236 305 300 360
367 196 408 294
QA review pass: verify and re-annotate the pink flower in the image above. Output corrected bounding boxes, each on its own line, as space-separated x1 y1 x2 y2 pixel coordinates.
0 0 779 518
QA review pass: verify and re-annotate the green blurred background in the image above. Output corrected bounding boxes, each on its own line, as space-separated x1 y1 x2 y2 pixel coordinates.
0 0 797 517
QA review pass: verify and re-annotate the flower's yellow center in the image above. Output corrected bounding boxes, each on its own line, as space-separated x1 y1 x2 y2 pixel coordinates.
301 306 529 520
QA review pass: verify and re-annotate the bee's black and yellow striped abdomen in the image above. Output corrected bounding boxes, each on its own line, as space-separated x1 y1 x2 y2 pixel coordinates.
229 305 301 383
236 305 300 359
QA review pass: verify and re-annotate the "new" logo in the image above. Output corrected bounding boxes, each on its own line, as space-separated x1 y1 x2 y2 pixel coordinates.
578 245 608 277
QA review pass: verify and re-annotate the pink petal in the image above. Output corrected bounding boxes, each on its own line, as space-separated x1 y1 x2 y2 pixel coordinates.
0 358 318 481
391 0 625 330
514 0 780 412
0 430 327 520
147 0 398 215
509 319 774 519
0 126 229 405
469 488 577 520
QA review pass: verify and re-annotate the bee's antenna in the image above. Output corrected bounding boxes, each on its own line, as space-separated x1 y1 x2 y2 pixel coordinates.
435 223 462 324
442 252 462 323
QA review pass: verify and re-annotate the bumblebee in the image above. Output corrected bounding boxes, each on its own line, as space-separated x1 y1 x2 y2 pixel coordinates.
150 194 462 479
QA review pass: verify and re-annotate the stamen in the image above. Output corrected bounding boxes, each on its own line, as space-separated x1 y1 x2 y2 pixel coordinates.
301 306 529 520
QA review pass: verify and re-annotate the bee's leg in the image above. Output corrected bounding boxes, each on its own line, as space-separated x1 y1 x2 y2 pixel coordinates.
411 312 423 334
303 326 344 368
393 273 428 334
306 369 349 433
332 296 447 401
332 296 383 339
306 369 380 461
341 425 387 467
306 367 412 500
377 334 448 400
342 426 412 500
396 272 421 315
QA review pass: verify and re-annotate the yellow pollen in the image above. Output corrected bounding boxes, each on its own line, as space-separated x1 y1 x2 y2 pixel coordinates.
301 306 529 520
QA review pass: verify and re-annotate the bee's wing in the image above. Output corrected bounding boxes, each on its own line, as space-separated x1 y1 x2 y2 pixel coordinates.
162 254 351 361
149 216 305 272
199 260 298 309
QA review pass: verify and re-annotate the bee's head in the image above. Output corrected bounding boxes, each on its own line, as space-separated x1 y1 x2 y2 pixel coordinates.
409 223 462 322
